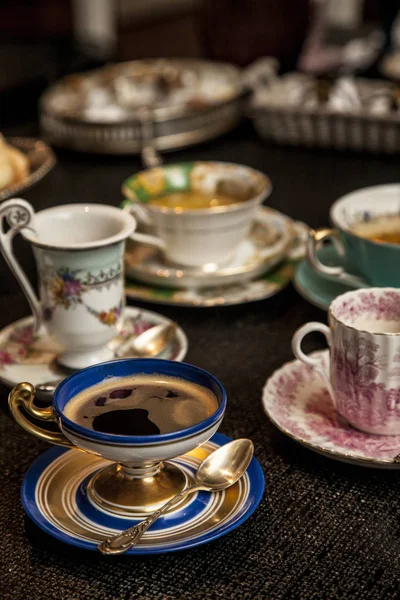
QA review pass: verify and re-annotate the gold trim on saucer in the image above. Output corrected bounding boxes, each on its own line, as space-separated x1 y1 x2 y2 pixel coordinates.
32 439 250 549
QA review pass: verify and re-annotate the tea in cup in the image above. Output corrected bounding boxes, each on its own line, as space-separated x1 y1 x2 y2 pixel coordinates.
9 358 226 515
0 199 136 369
292 287 400 435
307 184 400 288
122 161 271 268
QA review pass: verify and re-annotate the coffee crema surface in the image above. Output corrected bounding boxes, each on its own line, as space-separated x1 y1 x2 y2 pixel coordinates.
63 374 219 436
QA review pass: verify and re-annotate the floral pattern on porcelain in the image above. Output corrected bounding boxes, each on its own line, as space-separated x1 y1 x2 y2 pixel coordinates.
326 287 400 434
333 336 387 428
331 289 400 326
42 265 122 325
85 301 123 326
262 351 400 463
122 162 267 206
123 164 193 203
0 325 50 367
331 332 400 432
0 314 155 367
134 168 166 197
51 269 85 309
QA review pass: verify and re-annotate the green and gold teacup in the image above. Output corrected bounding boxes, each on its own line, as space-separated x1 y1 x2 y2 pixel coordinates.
122 161 271 268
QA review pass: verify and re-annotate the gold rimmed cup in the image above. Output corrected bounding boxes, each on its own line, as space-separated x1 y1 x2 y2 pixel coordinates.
122 161 271 268
9 358 226 516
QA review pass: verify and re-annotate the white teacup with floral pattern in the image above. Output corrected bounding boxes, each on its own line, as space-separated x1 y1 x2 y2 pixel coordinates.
292 288 400 435
0 199 136 369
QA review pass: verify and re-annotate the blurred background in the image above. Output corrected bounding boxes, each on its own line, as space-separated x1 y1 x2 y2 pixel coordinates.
1 0 400 127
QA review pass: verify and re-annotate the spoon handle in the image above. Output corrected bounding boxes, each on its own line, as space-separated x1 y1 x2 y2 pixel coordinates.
98 484 203 555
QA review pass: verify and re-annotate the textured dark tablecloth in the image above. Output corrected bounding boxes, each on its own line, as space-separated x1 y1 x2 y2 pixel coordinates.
2 122 400 600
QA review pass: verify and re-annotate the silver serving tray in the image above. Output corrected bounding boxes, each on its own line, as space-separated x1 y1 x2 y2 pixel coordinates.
40 59 247 162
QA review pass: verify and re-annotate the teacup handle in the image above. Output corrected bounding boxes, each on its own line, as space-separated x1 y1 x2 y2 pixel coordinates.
291 322 335 401
8 382 73 447
124 203 166 251
307 227 366 288
0 198 43 333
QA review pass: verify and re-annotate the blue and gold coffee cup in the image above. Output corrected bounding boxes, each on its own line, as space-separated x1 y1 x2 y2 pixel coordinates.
9 358 226 516
307 184 400 288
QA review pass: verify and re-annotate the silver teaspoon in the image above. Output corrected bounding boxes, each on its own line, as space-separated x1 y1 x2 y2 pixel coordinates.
115 322 176 358
98 438 254 555
36 322 177 394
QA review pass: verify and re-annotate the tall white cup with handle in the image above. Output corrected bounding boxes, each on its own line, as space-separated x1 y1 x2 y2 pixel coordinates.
0 199 136 369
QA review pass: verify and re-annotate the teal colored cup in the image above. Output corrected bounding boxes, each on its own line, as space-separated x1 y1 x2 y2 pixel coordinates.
307 184 400 288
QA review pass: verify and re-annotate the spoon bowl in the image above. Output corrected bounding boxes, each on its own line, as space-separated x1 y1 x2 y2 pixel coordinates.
196 438 254 490
98 438 254 555
116 322 176 358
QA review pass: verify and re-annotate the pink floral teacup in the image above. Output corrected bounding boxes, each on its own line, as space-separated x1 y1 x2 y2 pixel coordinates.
292 288 400 435
0 199 136 369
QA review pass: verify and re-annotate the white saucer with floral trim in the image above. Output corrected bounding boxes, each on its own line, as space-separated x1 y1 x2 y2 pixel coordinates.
0 306 188 393
262 350 400 468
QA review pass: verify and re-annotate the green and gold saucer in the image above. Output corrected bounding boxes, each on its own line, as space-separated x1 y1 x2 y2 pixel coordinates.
125 259 297 307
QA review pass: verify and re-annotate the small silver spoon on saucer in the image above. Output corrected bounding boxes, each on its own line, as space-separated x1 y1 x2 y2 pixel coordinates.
114 322 176 358
98 438 254 555
36 322 177 394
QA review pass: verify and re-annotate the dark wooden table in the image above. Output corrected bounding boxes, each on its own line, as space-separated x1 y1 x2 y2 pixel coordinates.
2 121 400 600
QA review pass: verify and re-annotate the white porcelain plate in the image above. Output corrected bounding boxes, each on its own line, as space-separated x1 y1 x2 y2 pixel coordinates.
262 350 400 468
0 306 188 392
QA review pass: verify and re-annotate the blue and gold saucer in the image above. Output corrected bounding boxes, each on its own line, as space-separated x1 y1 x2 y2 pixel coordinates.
21 433 264 554
294 245 355 311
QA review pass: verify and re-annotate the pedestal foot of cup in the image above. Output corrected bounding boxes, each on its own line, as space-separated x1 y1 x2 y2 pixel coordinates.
86 461 189 517
57 347 114 370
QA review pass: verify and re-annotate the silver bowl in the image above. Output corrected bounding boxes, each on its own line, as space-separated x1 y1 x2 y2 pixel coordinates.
0 137 56 202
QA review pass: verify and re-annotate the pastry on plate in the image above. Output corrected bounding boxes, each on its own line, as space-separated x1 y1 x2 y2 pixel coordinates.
0 134 29 191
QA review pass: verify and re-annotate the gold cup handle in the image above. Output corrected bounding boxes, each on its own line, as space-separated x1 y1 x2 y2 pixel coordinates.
8 382 73 447
307 228 366 288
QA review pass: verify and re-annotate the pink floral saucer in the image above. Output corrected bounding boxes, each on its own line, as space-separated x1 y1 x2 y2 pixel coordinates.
262 350 400 468
0 306 188 395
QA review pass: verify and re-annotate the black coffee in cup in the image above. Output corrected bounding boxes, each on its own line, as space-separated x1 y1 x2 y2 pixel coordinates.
63 374 219 436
